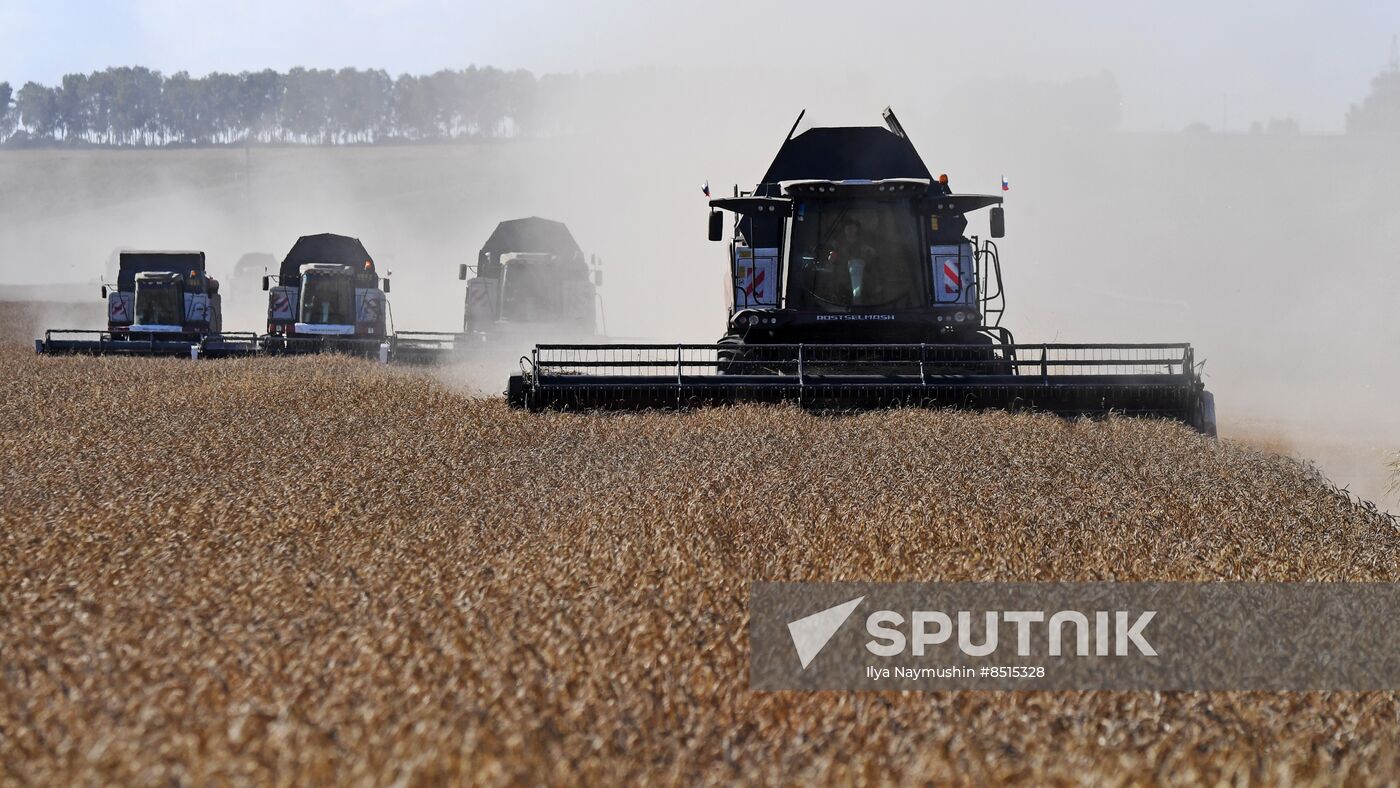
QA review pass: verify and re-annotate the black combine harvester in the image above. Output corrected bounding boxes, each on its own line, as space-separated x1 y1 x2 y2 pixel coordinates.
507 108 1216 434
392 217 604 364
260 233 392 358
35 250 257 358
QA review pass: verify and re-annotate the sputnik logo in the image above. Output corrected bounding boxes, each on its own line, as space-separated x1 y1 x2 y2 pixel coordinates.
787 596 864 669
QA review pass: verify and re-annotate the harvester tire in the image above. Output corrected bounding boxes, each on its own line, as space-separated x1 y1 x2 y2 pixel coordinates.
715 335 744 375
506 375 529 410
1191 389 1218 438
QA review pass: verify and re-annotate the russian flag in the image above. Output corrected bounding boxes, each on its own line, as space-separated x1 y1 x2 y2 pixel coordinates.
1001 175 1010 192
701 180 711 198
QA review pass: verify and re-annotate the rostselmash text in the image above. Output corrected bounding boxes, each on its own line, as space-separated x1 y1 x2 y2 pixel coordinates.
864 610 1158 657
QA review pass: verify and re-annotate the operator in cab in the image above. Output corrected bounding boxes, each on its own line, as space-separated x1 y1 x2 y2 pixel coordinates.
823 219 877 305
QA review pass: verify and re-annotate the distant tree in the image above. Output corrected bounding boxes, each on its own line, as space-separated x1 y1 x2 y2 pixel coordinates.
471 67 509 136
161 72 198 143
0 82 13 141
392 73 438 140
332 68 390 143
165 71 228 144
430 69 466 136
454 66 486 136
203 72 244 144
15 81 59 139
1347 68 1400 134
535 72 588 136
55 73 90 143
87 69 118 144
106 67 143 144
329 68 357 143
1266 117 1300 135
122 67 164 145
505 69 539 137
281 67 336 143
239 69 284 143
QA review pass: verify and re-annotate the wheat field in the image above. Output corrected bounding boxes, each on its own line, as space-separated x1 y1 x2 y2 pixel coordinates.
2 303 1398 785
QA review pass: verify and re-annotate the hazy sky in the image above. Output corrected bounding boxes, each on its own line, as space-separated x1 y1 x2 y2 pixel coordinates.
1 1 1398 132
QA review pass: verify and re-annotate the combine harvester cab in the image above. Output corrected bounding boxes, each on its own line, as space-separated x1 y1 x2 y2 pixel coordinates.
260 233 391 359
36 250 257 358
507 108 1216 435
392 217 604 364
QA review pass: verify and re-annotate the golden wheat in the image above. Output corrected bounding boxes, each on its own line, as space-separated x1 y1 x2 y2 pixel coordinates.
2 303 1398 785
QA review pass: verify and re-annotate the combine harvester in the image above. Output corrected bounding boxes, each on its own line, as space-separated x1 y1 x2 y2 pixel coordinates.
260 233 392 358
36 250 256 358
392 217 604 364
507 108 1216 434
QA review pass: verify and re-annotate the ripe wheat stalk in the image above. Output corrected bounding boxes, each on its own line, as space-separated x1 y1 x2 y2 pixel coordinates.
2 303 1398 785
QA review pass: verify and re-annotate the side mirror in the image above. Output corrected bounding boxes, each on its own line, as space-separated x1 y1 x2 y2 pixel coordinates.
261 275 270 291
458 263 468 281
593 270 603 287
990 206 1006 238
382 278 391 294
101 285 108 299
708 210 723 242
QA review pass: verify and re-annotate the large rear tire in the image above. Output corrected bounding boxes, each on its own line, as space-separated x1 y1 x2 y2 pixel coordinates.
1191 389 1217 437
715 334 744 375
506 375 529 409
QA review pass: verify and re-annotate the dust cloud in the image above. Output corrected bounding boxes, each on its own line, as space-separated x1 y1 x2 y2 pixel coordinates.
1 12 1397 509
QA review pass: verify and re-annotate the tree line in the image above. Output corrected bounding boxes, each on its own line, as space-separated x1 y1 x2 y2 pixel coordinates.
1346 64 1400 134
0 66 582 146
2 62 1399 147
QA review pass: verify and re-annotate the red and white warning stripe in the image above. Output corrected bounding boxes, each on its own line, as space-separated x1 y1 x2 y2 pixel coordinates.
943 260 961 294
744 267 766 299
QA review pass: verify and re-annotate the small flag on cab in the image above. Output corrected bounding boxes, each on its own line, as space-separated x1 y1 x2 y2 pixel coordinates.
1001 175 1010 192
701 180 711 198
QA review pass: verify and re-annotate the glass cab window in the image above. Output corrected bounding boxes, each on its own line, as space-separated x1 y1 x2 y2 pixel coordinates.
135 282 183 325
300 272 354 325
787 199 925 311
501 255 561 322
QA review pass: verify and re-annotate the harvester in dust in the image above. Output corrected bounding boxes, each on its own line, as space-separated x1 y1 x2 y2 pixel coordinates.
507 108 1216 435
392 217 604 364
35 250 256 358
260 233 392 357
